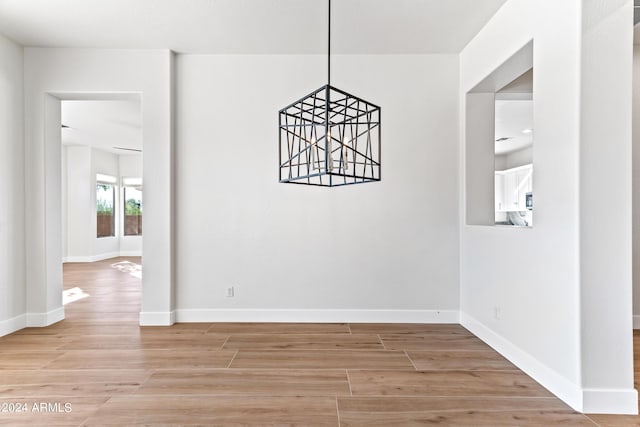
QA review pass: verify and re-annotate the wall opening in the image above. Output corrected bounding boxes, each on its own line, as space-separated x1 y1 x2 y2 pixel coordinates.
494 68 533 227
465 41 533 227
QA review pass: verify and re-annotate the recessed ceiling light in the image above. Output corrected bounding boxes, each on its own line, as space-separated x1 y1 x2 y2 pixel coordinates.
522 128 533 134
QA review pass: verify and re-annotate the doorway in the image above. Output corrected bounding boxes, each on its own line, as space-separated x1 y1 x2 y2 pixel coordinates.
61 98 142 261
61 97 143 310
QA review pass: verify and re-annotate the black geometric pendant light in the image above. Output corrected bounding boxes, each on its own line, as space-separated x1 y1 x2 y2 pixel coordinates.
278 0 381 187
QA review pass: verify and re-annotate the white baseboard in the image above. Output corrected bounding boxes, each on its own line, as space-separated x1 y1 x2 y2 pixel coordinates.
89 252 121 262
63 256 94 263
26 307 65 327
583 388 638 414
460 312 583 412
119 251 142 257
63 252 135 263
175 309 459 323
0 314 27 337
139 310 176 326
461 312 639 415
633 315 640 329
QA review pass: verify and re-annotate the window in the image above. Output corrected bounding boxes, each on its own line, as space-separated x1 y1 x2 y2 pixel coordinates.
96 174 116 238
123 177 142 236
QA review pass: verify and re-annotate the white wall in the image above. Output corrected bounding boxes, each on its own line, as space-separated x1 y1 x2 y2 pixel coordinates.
63 148 142 262
580 1 634 412
61 146 67 260
460 0 635 414
634 44 640 325
174 54 460 322
64 145 92 261
119 154 143 256
22 49 460 326
0 33 25 336
24 48 174 326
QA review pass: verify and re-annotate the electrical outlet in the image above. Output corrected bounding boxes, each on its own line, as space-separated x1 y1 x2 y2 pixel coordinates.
493 306 501 320
226 286 234 298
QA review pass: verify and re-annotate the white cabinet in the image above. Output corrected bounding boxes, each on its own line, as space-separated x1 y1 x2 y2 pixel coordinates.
495 164 532 212
494 173 504 211
503 171 518 210
516 167 532 209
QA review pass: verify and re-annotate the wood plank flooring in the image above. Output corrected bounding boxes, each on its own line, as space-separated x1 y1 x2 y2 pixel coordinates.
0 256 635 425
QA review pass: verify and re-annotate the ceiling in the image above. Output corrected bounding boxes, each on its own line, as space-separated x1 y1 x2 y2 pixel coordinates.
0 0 507 54
61 100 142 155
15 1 509 154
495 100 533 156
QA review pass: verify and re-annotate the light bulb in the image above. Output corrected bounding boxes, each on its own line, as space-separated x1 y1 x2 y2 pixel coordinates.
342 136 349 171
310 136 318 170
328 137 334 172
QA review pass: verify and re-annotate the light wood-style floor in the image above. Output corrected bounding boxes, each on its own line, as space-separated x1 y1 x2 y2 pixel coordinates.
0 257 637 426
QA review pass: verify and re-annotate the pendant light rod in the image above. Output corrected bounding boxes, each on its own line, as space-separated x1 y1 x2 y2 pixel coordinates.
327 0 331 87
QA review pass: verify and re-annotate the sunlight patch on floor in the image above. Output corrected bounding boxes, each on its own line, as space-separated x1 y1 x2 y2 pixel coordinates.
63 287 90 305
111 261 142 278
